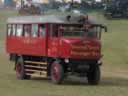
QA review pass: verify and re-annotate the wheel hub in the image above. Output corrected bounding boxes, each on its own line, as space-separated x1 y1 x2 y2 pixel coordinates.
53 64 59 81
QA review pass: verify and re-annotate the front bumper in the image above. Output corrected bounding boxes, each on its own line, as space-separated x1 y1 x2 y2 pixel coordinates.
66 59 102 72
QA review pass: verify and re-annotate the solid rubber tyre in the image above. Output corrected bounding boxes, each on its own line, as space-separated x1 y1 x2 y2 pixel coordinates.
87 66 100 85
51 61 64 84
16 57 30 80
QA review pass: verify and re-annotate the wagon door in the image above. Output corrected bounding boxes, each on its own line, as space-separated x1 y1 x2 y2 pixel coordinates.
30 24 47 56
47 24 60 57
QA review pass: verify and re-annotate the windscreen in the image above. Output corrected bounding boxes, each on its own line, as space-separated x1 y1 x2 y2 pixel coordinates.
61 26 84 37
61 24 99 38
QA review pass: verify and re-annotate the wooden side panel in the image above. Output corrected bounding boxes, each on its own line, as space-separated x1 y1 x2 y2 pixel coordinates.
6 37 46 56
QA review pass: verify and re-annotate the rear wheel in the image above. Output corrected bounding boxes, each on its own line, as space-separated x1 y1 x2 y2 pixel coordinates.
87 66 100 85
51 61 64 84
16 57 30 80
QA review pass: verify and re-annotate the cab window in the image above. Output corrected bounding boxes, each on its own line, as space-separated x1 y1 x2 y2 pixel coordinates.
87 26 101 39
52 25 58 37
39 24 45 37
87 27 97 37
16 24 23 37
12 24 16 36
32 24 38 37
24 24 31 37
7 24 12 36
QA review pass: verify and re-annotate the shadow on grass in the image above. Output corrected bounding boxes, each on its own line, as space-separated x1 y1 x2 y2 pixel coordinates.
31 76 128 87
100 76 128 87
62 76 128 87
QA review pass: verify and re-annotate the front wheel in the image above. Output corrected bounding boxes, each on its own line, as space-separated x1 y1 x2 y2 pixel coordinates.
16 57 30 80
51 61 64 84
87 66 101 85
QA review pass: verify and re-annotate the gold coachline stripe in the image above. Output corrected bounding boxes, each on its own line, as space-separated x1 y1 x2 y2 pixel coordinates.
24 61 47 65
24 65 47 69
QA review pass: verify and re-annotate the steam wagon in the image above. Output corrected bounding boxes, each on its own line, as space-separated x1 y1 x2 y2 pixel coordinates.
104 0 128 18
6 14 107 85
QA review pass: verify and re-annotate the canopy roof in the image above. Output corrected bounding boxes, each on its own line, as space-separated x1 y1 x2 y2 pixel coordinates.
7 14 100 24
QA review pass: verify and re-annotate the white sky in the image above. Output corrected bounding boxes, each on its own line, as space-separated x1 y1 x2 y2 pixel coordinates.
95 0 101 2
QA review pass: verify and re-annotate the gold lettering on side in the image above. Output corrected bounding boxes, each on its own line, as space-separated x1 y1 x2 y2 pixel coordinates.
71 51 99 57
23 39 30 44
71 45 88 50
92 52 99 56
71 45 99 51
23 39 37 44
71 51 89 56
87 45 99 50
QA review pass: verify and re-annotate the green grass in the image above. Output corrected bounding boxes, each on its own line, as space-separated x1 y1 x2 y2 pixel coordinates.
0 9 128 96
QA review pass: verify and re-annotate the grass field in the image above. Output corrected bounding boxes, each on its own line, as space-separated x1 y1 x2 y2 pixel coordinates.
0 10 128 96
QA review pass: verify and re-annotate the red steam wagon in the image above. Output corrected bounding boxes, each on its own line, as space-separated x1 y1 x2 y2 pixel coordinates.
6 14 107 85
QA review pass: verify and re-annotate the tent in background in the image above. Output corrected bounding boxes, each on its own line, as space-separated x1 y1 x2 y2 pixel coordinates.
4 0 14 7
